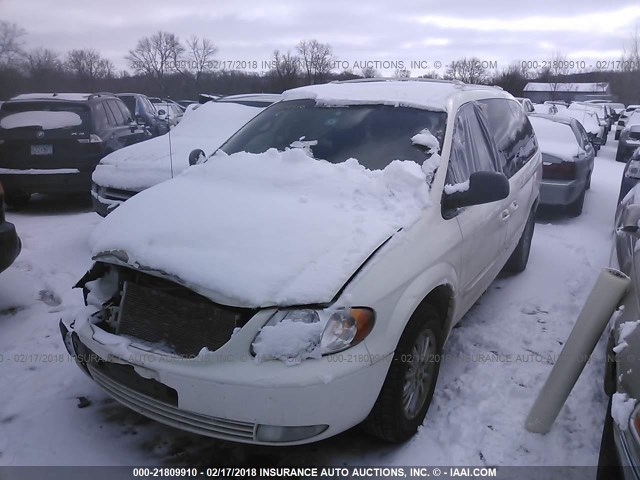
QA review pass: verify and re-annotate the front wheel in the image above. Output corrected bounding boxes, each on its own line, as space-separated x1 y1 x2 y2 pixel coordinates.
505 209 536 273
615 131 621 141
363 306 443 442
567 187 586 217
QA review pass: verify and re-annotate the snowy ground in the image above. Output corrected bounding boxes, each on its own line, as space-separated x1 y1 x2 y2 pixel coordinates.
0 134 625 467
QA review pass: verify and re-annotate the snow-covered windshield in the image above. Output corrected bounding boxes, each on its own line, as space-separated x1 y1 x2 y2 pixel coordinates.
220 99 447 170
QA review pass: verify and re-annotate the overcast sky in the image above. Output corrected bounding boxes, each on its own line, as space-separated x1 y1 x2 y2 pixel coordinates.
2 0 640 75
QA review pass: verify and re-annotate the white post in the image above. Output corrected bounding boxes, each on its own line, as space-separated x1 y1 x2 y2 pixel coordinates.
525 268 630 434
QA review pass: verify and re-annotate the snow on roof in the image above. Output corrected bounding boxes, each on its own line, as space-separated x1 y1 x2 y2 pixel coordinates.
282 80 486 111
11 93 95 101
524 82 609 93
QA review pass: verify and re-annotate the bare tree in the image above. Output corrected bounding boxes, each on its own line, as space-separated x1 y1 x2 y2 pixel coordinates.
66 49 114 88
537 52 575 100
0 21 26 66
360 65 377 78
621 25 640 71
24 48 61 78
445 57 487 84
272 49 300 89
186 35 217 88
126 31 185 92
394 68 411 78
490 62 530 96
297 39 333 84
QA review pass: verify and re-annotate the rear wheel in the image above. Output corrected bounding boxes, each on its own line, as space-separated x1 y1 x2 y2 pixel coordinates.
4 192 30 209
567 188 586 217
597 396 623 480
616 147 627 163
363 306 443 443
586 171 592 190
615 130 621 140
505 209 536 273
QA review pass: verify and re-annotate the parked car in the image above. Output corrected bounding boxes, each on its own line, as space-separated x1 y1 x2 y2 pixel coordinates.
616 106 640 141
148 97 185 113
91 99 270 216
0 180 20 273
557 107 605 153
116 93 169 137
155 102 184 128
617 149 640 204
62 79 541 445
599 187 640 479
533 103 558 115
617 113 640 163
0 93 150 206
529 114 595 216
516 97 535 113
569 103 609 144
177 100 197 108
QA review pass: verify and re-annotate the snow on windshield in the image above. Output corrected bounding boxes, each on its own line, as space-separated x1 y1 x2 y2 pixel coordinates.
0 111 82 130
90 147 434 307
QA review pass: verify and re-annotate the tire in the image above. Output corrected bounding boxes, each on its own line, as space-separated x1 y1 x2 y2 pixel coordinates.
4 192 30 208
567 187 586 217
363 305 443 443
616 147 627 163
586 171 592 190
615 131 621 141
505 209 536 273
597 396 623 480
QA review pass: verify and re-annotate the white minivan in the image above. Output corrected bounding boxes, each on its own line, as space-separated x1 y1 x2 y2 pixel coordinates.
61 79 541 445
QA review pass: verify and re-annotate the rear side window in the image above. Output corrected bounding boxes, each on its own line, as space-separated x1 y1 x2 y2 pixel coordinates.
478 98 537 177
107 99 126 126
446 101 501 185
0 101 90 131
93 103 109 131
115 100 133 122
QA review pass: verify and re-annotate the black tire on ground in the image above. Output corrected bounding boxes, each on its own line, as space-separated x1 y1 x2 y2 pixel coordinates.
615 131 621 140
567 188 586 217
505 209 536 273
596 396 623 480
4 192 30 208
586 171 592 190
362 305 443 443
616 147 628 163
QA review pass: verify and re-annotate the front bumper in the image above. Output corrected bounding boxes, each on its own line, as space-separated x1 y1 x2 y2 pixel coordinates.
0 220 20 273
539 178 585 206
91 184 137 217
0 170 92 195
61 311 391 445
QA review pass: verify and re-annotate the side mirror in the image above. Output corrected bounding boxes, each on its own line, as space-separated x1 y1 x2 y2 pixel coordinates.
189 149 206 166
129 121 137 133
591 137 602 146
442 171 510 210
620 204 640 233
157 109 166 116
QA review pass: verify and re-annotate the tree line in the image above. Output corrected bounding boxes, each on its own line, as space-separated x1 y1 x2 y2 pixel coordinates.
0 20 639 104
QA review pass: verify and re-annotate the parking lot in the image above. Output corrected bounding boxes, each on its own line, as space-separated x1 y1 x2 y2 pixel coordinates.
0 133 624 466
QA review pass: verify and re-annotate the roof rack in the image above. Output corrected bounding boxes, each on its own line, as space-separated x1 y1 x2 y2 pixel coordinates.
332 77 466 86
88 92 116 100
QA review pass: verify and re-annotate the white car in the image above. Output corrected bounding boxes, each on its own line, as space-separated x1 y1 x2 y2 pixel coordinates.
515 97 534 113
556 107 604 152
91 100 271 216
62 79 541 445
617 105 640 140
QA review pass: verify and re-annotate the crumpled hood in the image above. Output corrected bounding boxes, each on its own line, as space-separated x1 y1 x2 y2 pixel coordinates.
90 148 432 308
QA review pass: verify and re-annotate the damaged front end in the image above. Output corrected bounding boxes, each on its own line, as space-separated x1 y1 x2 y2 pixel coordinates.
65 260 257 359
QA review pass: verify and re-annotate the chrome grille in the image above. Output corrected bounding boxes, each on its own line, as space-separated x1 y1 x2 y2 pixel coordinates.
116 281 240 357
87 363 256 441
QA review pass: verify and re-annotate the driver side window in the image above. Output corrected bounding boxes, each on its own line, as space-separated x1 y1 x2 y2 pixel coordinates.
446 102 501 186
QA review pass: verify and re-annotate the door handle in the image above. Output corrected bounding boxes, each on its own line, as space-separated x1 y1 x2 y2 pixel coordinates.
501 209 510 221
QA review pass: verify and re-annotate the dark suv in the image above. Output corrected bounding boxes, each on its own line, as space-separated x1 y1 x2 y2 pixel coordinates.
0 93 150 206
116 93 169 137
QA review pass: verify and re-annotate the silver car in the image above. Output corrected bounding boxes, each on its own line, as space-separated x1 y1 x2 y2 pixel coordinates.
600 189 640 479
528 114 596 216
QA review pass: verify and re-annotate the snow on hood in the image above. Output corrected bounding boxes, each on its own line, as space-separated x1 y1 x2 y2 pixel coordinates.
90 148 433 308
92 102 263 191
0 111 82 130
